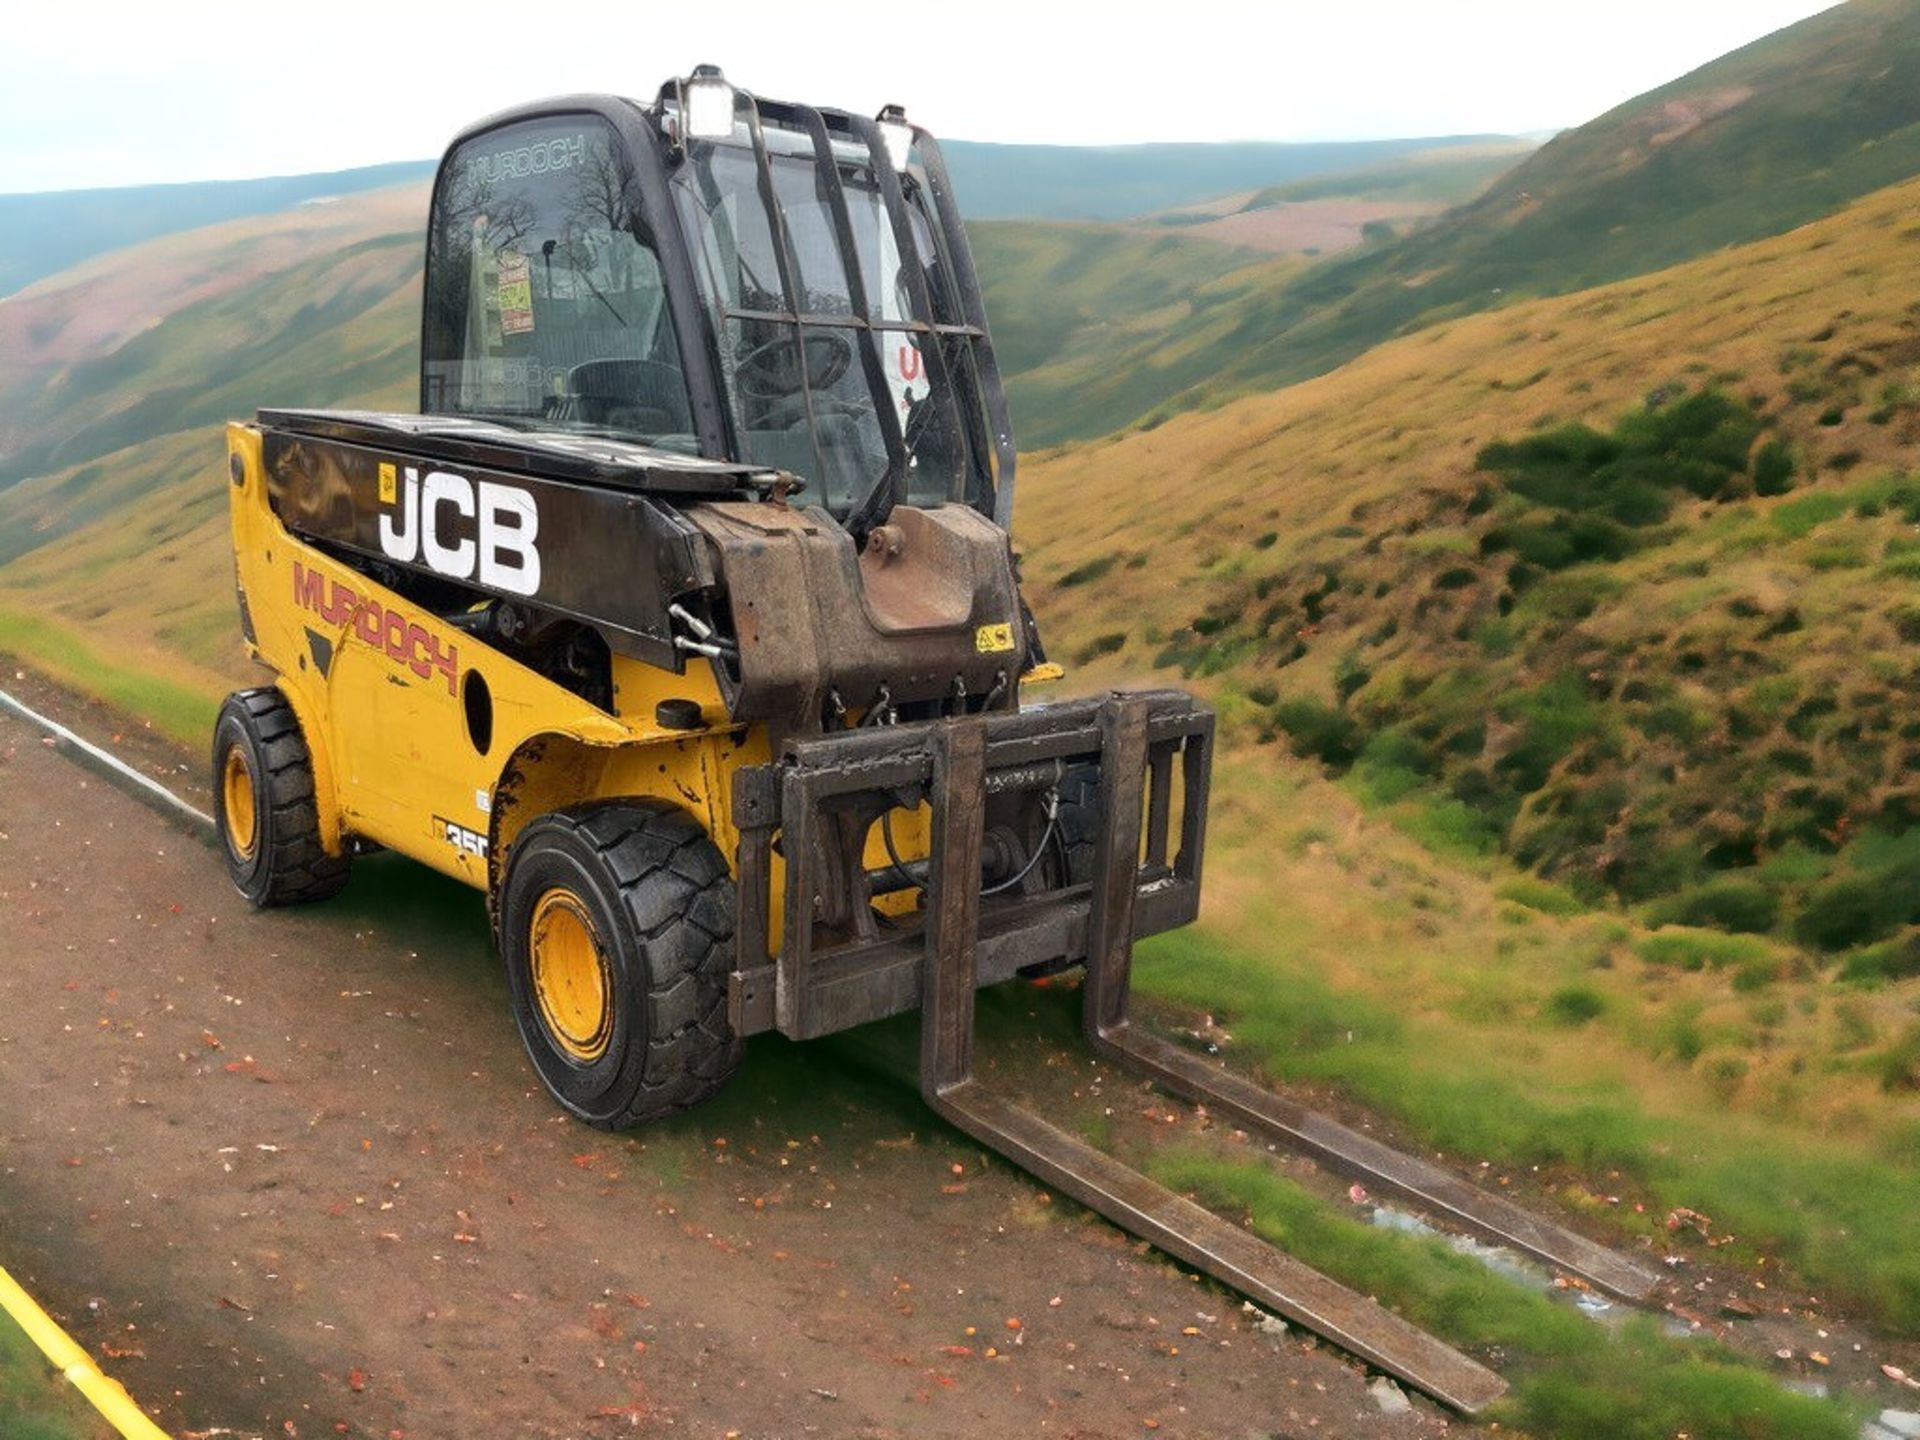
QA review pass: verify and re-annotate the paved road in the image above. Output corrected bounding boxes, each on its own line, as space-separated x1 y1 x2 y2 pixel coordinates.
0 699 1445 1439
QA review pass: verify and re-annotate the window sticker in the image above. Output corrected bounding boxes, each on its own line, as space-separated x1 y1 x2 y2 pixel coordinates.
497 250 534 336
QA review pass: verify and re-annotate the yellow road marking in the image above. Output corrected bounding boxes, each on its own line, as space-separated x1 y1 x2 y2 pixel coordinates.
0 1261 174 1440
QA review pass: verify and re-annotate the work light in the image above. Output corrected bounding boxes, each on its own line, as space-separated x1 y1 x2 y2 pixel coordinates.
682 64 736 141
876 104 913 171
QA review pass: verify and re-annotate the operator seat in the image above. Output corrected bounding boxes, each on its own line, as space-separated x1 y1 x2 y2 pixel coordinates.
558 358 693 434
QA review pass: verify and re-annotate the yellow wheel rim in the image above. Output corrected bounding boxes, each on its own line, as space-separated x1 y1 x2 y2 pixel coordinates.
529 888 614 1063
222 745 258 861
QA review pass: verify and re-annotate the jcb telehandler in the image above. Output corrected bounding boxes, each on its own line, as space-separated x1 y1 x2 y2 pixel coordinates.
216 71 1655 1412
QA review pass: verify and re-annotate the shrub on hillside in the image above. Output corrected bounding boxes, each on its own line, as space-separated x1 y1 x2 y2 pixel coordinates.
1494 876 1586 916
1545 985 1606 1026
1073 631 1128 665
1752 438 1797 495
1634 929 1773 972
1484 513 1638 571
1645 878 1780 934
1879 1023 1920 1093
1796 875 1904 951
1495 672 1608 792
1059 554 1116 587
1475 387 1762 527
1271 696 1360 767
1839 935 1920 985
1348 728 1432 806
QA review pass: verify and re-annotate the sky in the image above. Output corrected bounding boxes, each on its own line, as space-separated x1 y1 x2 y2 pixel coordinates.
0 0 1843 194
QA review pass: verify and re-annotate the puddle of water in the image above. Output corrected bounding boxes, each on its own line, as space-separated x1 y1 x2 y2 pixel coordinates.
1366 1202 1667 1334
1371 1206 1577 1295
1362 1200 1896 1424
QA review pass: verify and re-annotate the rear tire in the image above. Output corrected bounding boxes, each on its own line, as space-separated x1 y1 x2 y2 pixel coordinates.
499 801 741 1129
212 688 350 907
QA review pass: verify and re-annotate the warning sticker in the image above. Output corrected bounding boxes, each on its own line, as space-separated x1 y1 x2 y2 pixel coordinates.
974 621 1015 654
497 251 534 336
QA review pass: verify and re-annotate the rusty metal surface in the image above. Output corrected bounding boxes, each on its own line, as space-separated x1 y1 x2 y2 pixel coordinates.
933 1082 1509 1415
687 500 1026 727
1084 698 1149 1041
856 507 979 633
727 691 1211 1039
920 718 987 1102
909 702 1508 1416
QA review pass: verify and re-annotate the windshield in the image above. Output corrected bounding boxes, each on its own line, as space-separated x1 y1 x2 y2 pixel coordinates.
669 117 992 519
423 117 696 449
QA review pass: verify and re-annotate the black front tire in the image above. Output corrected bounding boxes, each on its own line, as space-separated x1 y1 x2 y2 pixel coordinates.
211 688 351 907
499 801 741 1129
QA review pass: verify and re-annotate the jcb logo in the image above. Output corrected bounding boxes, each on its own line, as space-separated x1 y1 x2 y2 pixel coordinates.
378 466 542 598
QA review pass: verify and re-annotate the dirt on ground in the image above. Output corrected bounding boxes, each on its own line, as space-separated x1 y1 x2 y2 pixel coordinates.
0 688 1453 1440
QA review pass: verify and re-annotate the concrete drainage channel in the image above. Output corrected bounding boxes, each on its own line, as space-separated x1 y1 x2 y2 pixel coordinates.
0 687 214 837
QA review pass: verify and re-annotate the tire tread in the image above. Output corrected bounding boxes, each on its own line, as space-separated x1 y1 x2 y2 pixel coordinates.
508 801 740 1129
214 688 350 907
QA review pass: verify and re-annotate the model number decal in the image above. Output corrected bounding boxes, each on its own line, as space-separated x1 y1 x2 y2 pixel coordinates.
292 561 459 695
435 817 490 859
377 466 543 598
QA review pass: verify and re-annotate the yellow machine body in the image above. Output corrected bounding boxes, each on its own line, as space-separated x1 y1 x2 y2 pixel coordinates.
224 421 932 938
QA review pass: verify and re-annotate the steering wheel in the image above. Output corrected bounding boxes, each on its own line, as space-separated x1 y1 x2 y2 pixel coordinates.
734 331 854 401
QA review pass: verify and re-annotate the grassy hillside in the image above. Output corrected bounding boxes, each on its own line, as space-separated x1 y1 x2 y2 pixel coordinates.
0 184 427 492
968 223 1304 445
1010 172 1920 1335
0 190 428 739
1087 0 1920 432
0 161 434 299
1137 142 1537 258
1021 170 1920 922
1233 141 1537 211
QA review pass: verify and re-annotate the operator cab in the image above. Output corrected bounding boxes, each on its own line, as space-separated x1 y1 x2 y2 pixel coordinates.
420 69 1013 539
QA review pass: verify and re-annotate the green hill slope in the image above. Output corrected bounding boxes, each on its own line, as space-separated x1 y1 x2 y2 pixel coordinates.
1022 169 1920 947
0 161 434 298
939 135 1519 219
0 184 427 493
1232 139 1536 210
1100 0 1920 430
968 223 1301 445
